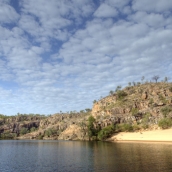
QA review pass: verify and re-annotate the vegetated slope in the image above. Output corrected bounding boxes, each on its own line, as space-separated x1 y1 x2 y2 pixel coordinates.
0 82 172 141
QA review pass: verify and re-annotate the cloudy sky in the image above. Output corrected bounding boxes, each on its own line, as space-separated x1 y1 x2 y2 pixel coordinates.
0 0 172 115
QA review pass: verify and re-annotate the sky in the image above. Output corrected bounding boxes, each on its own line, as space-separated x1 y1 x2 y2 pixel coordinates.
0 0 172 115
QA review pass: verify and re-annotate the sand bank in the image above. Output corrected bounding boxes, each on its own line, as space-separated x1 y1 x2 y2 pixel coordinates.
110 128 172 143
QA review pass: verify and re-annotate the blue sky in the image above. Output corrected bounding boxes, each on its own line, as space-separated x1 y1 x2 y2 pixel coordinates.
0 0 172 115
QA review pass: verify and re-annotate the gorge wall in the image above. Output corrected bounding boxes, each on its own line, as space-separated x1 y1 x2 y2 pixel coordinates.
0 82 172 140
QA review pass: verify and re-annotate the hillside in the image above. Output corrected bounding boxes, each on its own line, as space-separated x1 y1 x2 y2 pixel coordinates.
0 82 172 141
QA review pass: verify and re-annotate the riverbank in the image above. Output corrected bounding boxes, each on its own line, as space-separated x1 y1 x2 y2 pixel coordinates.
109 128 172 142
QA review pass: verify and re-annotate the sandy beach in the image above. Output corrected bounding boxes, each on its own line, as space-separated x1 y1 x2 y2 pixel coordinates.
110 128 172 142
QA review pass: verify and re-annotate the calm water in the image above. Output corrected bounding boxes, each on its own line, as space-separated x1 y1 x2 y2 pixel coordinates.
0 140 172 172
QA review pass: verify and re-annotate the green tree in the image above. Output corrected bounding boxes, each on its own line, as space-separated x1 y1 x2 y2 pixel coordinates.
85 108 91 112
93 100 97 103
87 116 96 139
115 85 122 92
109 90 114 95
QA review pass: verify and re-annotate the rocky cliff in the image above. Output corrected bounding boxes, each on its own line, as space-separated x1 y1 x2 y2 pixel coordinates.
1 82 172 140
0 115 45 139
92 83 172 127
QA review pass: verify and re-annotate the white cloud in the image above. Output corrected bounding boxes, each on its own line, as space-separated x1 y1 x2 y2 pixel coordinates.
0 0 19 23
0 0 172 115
132 0 172 13
94 3 118 18
128 12 166 28
105 0 130 9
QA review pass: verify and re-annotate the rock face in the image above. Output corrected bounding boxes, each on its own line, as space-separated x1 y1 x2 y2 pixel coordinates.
0 115 44 139
92 83 172 126
1 82 172 140
17 113 90 140
58 124 88 140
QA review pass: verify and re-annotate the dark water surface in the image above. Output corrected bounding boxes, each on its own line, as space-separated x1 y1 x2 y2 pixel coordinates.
0 140 172 172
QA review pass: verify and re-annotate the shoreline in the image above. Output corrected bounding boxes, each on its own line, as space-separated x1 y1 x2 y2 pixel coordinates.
109 128 172 143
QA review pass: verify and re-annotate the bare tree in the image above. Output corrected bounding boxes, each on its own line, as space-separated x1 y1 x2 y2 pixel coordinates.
152 75 160 83
164 77 169 83
141 76 145 83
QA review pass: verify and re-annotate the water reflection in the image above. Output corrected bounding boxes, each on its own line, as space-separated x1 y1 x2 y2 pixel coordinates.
0 140 172 172
92 142 172 172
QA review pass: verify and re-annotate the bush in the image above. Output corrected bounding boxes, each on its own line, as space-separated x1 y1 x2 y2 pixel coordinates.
20 127 28 135
161 106 172 118
37 135 43 140
0 132 17 140
44 128 56 137
98 125 115 140
169 87 172 92
158 118 172 129
142 113 151 124
149 98 154 104
141 124 149 129
131 108 139 116
30 127 37 132
159 94 168 104
132 124 140 131
116 123 133 132
116 90 127 100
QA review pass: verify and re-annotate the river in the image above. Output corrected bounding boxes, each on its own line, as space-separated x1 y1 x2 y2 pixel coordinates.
0 140 172 172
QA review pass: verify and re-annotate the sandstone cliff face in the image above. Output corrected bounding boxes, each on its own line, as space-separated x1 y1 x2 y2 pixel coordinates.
0 115 45 139
17 113 90 140
92 83 172 128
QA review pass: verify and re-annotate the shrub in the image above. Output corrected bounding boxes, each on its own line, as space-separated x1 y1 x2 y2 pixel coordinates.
161 106 172 118
98 125 115 140
169 87 172 92
149 98 154 104
116 90 127 100
37 135 43 140
0 132 17 139
116 123 133 132
30 127 37 132
158 118 172 129
44 128 56 137
131 108 139 116
142 113 151 124
142 124 149 129
20 127 28 135
159 94 168 104
132 124 140 131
